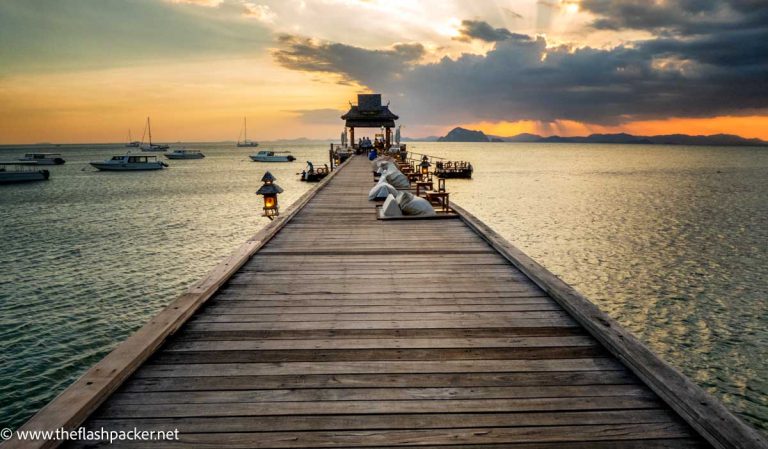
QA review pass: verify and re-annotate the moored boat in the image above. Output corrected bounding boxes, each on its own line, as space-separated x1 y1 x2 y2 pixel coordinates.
17 153 65 165
125 129 140 148
140 117 169 151
236 117 259 147
0 161 50 183
249 150 295 162
89 154 167 171
164 149 205 159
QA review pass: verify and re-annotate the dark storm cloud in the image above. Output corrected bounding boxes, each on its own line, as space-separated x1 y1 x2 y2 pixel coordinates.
273 0 768 126
454 20 530 43
273 35 424 86
580 0 768 35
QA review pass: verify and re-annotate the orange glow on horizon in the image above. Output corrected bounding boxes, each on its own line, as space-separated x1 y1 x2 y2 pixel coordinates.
465 116 768 140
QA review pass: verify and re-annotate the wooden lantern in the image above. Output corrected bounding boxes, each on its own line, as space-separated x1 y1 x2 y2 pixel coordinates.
256 171 283 220
419 155 431 179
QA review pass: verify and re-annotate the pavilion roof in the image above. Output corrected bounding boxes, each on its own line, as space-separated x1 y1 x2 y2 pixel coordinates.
342 94 398 128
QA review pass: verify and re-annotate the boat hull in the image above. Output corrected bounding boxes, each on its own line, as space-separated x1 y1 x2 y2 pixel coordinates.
89 162 165 171
0 170 50 183
237 142 259 147
18 158 65 165
249 155 296 162
164 153 204 160
140 145 169 152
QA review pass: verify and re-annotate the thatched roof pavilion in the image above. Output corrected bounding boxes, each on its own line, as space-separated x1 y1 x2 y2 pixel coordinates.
341 94 398 149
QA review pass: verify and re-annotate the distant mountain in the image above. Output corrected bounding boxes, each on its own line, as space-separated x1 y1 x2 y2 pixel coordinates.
431 127 767 146
437 127 491 142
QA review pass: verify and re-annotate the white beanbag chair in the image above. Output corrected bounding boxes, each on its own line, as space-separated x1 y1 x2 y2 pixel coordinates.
371 156 395 171
376 161 397 174
380 194 403 217
384 169 410 189
397 191 436 216
368 181 398 200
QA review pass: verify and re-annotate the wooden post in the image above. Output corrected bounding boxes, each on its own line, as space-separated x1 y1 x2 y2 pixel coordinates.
350 127 355 149
385 127 391 148
329 144 334 171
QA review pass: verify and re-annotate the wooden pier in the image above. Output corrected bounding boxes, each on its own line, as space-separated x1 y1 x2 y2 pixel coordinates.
6 156 766 449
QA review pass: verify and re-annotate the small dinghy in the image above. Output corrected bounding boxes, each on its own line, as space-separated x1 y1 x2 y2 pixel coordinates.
300 161 329 182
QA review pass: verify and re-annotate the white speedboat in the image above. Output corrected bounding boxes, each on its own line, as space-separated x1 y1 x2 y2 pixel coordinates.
90 154 168 171
164 149 205 159
249 150 296 162
0 161 50 183
236 117 259 147
139 117 169 151
17 153 65 165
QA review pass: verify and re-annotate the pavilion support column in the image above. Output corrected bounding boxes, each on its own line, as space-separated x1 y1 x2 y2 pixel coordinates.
350 127 355 149
386 127 391 148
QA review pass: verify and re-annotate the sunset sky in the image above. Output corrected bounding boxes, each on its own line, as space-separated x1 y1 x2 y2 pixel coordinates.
1 0 767 143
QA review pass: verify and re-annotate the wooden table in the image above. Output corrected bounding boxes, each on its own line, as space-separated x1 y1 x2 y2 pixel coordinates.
426 191 450 211
415 181 433 197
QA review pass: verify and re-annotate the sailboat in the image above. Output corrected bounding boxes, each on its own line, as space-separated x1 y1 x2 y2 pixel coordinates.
237 117 259 147
125 129 140 148
140 117 169 151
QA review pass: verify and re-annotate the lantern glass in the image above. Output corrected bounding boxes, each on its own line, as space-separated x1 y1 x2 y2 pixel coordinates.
264 195 277 209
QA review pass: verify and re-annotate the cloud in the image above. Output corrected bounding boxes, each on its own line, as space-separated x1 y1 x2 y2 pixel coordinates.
273 35 425 86
291 108 346 125
242 3 277 23
273 16 768 126
453 20 531 43
580 0 768 35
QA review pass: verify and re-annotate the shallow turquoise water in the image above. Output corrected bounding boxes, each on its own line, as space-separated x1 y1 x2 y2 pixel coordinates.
1 142 766 432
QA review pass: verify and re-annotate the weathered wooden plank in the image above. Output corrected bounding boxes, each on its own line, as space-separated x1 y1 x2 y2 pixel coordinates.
200 303 563 314
136 358 624 378
182 317 580 331
86 409 680 432
67 439 708 449
152 346 606 364
176 327 589 340
110 384 653 405
189 311 571 323
163 336 597 351
120 370 639 392
97 396 664 418
96 423 691 448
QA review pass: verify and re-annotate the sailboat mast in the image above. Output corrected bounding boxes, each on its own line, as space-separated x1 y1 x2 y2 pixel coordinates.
147 117 152 145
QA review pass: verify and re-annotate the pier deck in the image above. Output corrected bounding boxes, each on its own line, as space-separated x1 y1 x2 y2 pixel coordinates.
10 156 766 449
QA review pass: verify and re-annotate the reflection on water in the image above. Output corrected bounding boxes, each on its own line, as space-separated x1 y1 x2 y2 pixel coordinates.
0 142 766 431
414 142 767 430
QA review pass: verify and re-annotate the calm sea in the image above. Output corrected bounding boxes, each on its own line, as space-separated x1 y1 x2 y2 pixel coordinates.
0 142 766 432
